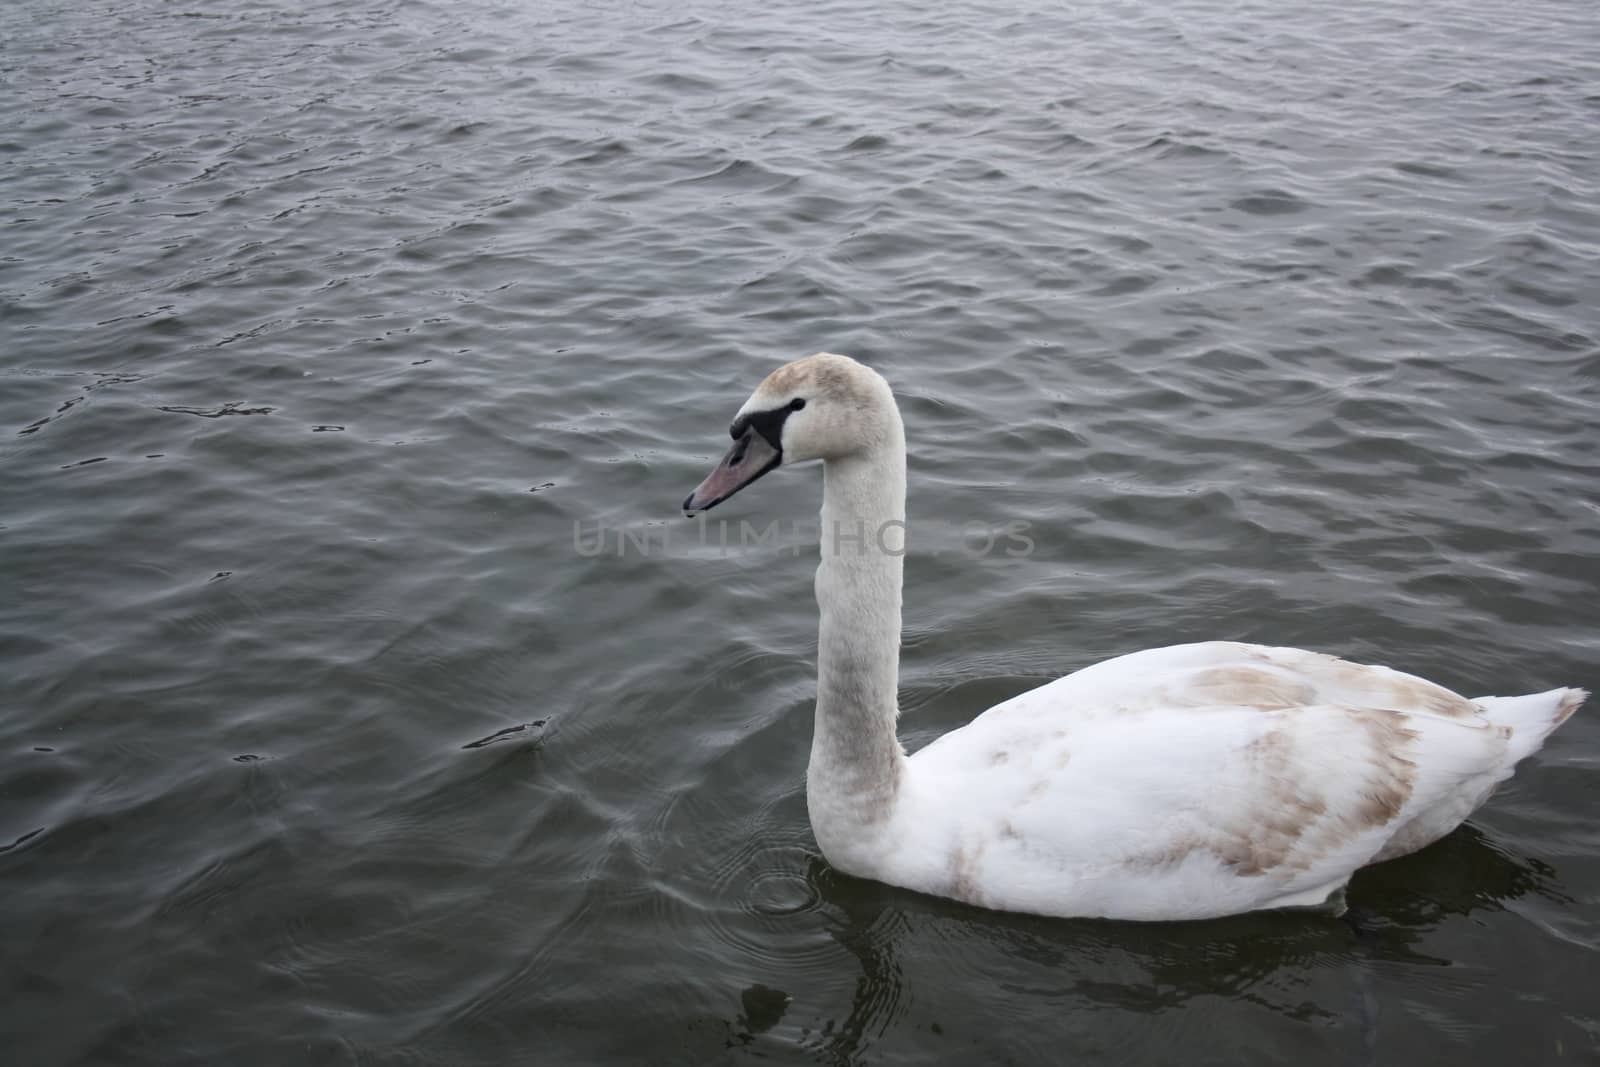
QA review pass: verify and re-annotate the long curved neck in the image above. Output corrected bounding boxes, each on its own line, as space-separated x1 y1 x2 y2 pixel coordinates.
808 413 909 860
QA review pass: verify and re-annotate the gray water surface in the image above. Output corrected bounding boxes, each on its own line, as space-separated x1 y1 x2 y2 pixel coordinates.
4 0 1599 1063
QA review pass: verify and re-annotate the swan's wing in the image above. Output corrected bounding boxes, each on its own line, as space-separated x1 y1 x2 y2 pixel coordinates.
901 700 1511 920
1228 644 1483 719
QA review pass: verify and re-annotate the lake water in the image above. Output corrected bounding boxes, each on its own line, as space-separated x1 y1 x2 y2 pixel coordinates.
3 0 1598 1062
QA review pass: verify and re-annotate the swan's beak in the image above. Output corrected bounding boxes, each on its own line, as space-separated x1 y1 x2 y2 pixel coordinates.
683 428 781 513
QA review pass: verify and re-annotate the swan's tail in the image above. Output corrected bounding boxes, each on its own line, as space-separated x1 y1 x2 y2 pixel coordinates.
1473 687 1586 765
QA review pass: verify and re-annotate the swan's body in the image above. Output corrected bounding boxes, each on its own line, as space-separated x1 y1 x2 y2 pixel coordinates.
683 352 1584 921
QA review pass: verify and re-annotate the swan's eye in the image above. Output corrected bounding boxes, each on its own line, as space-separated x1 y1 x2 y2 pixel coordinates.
790 398 807 411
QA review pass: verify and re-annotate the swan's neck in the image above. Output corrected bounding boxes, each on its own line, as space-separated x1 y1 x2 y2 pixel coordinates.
808 421 909 865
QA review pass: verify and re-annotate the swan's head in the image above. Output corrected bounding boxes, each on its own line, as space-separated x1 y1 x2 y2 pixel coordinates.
683 352 896 513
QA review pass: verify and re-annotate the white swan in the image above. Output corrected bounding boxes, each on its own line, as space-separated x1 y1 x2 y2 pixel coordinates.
682 352 1584 921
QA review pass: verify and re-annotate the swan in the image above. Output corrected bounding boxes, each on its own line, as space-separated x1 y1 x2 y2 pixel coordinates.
682 352 1584 921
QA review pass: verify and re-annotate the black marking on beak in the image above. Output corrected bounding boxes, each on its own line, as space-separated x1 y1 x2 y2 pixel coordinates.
685 399 805 514
734 398 802 452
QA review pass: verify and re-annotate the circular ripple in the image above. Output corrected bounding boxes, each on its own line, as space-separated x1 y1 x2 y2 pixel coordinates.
746 849 821 918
